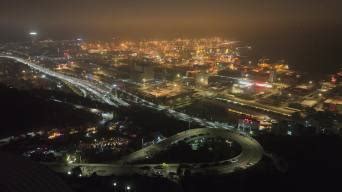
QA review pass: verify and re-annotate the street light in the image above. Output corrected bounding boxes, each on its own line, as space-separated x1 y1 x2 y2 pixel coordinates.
126 185 131 191
29 31 38 44
29 31 38 36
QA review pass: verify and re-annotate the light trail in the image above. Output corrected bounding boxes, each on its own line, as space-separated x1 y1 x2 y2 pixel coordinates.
1 54 236 131
0 54 129 107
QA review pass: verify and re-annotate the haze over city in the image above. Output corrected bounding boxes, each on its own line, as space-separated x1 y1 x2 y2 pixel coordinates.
1 0 341 74
0 1 341 192
1 0 341 38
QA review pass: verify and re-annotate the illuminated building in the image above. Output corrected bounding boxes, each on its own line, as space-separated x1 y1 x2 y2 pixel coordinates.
237 118 260 134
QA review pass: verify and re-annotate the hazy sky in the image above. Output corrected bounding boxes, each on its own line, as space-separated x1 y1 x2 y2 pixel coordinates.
1 0 341 40
1 0 341 74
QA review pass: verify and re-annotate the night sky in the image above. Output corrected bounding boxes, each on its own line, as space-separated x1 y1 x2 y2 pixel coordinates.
1 0 341 39
1 0 341 73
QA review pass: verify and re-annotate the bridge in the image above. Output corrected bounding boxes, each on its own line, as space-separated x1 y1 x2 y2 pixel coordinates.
0 54 129 107
0 54 265 178
44 128 264 177
0 53 236 130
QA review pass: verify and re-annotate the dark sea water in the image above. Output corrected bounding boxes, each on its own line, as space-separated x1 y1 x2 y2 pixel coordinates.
245 27 342 77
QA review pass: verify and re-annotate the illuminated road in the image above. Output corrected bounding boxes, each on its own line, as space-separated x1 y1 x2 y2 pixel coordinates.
0 54 264 177
44 128 263 177
112 87 236 130
0 54 129 107
216 97 295 117
0 54 236 130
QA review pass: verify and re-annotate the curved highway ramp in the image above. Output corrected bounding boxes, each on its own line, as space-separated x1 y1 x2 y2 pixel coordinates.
45 128 263 177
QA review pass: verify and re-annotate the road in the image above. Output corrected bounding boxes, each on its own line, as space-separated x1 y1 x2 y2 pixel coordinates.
216 96 296 117
0 53 236 130
0 54 129 107
113 87 236 129
0 54 264 177
44 128 263 177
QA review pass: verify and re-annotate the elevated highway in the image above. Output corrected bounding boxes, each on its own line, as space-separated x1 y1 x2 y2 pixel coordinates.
45 128 263 177
0 54 129 107
0 54 264 177
1 54 236 130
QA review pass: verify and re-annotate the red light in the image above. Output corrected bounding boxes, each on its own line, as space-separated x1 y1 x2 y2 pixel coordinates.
255 82 272 88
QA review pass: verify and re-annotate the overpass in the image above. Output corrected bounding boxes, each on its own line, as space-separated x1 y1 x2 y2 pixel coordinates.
1 53 236 130
112 86 236 129
44 128 263 177
0 54 130 107
0 54 264 177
